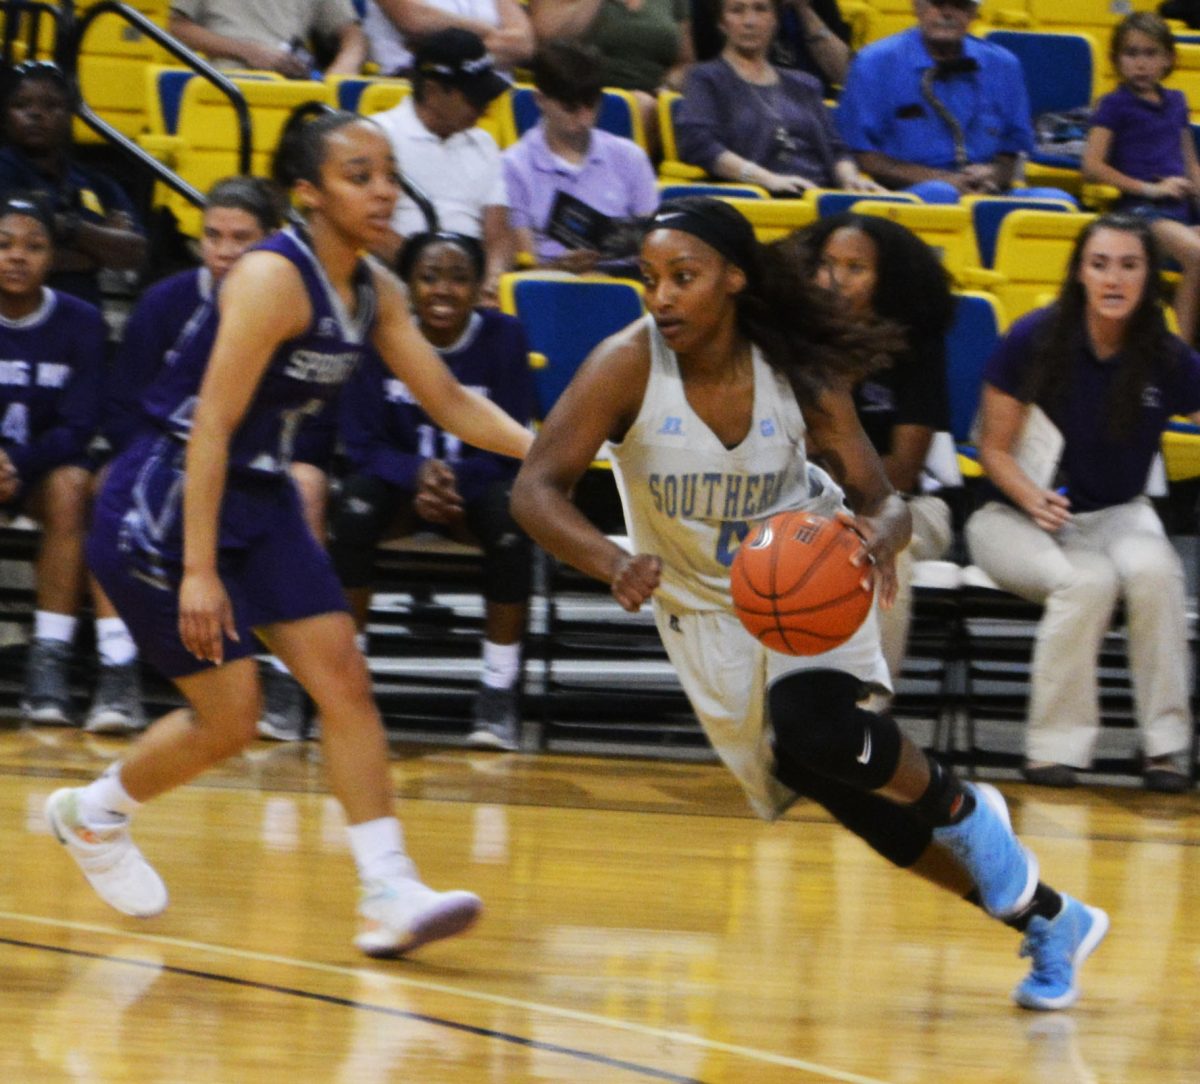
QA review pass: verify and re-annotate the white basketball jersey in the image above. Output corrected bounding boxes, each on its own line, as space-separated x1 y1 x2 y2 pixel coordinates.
609 318 845 614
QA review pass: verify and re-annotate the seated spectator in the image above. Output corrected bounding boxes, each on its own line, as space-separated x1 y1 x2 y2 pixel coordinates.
503 41 658 273
965 214 1195 794
1083 14 1200 344
528 0 695 156
370 29 513 303
0 62 145 309
362 0 534 75
0 195 106 727
693 0 852 97
329 232 534 750
676 0 879 195
836 0 1071 204
168 0 366 77
93 177 285 737
796 212 954 684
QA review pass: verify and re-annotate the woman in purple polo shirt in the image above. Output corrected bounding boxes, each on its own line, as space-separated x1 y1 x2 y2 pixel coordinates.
966 213 1200 793
1083 13 1200 342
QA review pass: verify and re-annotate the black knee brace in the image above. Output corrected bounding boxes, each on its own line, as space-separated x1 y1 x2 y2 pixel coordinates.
328 474 404 589
465 482 532 605
773 753 933 868
768 669 903 792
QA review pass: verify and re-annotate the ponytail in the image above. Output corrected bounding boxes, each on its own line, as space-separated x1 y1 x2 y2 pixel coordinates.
272 103 366 190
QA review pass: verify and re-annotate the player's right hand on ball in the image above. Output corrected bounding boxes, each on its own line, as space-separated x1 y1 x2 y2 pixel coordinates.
611 553 661 612
179 568 240 664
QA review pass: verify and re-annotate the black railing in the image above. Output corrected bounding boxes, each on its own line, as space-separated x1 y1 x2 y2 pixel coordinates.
71 0 254 207
0 0 67 69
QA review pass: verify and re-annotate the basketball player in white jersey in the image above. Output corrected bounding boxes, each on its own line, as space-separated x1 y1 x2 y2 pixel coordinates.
511 197 1108 1011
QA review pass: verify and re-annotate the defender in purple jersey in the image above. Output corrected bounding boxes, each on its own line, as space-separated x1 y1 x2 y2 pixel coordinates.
46 106 532 957
0 195 106 727
88 176 284 736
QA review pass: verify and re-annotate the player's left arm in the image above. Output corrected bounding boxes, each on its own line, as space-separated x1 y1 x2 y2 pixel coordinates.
369 265 532 461
806 383 912 604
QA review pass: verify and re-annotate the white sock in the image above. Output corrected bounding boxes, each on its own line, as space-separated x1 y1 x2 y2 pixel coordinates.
35 611 77 644
481 640 520 690
77 763 141 827
347 816 413 882
96 617 138 666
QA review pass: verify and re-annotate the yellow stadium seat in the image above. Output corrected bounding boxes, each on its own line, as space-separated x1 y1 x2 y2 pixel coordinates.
861 0 916 44
657 91 705 181
74 5 171 143
985 208 1096 320
719 197 816 242
139 73 333 236
845 200 1002 288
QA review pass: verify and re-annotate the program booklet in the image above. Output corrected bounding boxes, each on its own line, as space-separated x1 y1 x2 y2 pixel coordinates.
545 191 644 258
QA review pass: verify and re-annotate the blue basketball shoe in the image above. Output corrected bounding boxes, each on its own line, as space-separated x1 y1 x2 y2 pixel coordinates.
1014 895 1109 1011
932 782 1038 917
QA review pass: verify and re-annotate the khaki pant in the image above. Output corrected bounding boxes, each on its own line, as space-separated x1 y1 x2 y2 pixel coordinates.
965 497 1191 767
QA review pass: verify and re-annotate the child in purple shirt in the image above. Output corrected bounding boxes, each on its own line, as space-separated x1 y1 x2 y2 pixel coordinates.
503 41 658 273
1083 13 1200 341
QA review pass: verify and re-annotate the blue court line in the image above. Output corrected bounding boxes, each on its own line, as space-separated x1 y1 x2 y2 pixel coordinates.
0 935 705 1083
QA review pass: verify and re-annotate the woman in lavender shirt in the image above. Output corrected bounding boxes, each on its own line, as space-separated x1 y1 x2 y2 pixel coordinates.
675 0 880 196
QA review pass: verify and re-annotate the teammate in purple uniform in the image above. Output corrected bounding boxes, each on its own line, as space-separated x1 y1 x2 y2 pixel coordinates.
44 107 531 957
0 195 106 725
87 176 284 735
330 231 535 750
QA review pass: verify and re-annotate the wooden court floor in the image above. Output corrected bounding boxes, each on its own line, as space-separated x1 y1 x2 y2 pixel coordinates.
0 722 1197 1084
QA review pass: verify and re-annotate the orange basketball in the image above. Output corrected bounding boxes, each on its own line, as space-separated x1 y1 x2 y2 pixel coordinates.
730 511 874 655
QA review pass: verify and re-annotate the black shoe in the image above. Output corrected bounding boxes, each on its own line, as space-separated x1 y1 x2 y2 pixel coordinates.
1021 762 1078 789
21 638 74 725
466 686 519 751
257 665 306 741
1143 758 1190 794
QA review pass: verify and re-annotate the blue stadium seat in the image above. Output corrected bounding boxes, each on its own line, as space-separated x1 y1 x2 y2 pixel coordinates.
814 190 920 218
984 31 1098 169
944 291 1008 452
967 195 1075 269
498 273 645 419
657 182 767 200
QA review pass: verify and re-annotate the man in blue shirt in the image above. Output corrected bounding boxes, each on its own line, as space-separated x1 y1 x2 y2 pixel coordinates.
836 0 1068 203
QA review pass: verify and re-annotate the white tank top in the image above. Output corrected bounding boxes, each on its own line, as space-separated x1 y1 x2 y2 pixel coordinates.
609 317 846 614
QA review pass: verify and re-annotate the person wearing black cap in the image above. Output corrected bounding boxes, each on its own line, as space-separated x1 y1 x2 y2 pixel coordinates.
370 28 514 303
511 196 1109 1012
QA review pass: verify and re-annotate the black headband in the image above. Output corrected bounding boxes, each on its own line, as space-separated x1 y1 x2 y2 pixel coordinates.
646 197 757 275
0 194 55 237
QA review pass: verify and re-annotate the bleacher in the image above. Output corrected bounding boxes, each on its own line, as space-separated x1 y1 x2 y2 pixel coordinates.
0 0 1198 782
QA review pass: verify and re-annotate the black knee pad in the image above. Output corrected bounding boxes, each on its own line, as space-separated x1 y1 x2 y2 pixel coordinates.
768 669 902 791
328 474 400 588
773 752 933 868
